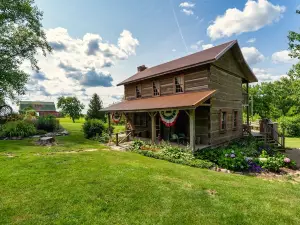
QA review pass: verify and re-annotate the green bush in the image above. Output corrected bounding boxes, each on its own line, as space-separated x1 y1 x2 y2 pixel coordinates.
35 116 59 132
158 144 195 161
278 115 300 137
134 149 214 169
0 120 37 138
217 149 249 171
83 119 107 139
258 151 297 172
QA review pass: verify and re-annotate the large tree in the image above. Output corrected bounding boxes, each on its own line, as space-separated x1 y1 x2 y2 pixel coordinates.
57 97 84 123
86 93 105 121
0 0 51 101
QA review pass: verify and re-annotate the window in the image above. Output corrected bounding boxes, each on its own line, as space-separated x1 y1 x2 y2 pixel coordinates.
220 110 227 132
153 81 160 96
136 84 141 98
134 113 147 127
174 76 184 93
233 110 238 130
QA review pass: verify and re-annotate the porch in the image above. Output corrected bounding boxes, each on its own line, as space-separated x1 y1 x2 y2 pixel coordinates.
103 90 216 151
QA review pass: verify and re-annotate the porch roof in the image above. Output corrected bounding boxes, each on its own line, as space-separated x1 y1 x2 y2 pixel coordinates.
102 90 216 112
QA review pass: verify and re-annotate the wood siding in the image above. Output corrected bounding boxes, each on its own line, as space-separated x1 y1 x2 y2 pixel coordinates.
208 63 243 145
195 106 209 144
124 66 209 100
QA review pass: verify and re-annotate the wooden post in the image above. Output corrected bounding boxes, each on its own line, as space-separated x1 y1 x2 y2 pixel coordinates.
246 82 250 127
189 109 195 151
124 113 130 142
108 112 112 137
150 112 156 143
116 133 119 146
264 122 267 145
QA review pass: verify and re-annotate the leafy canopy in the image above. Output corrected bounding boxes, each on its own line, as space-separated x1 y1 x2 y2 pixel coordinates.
57 97 84 123
0 0 51 100
86 93 105 121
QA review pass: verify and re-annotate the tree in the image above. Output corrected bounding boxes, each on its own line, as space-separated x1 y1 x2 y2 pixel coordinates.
57 97 84 123
86 93 105 120
288 10 300 59
0 0 51 101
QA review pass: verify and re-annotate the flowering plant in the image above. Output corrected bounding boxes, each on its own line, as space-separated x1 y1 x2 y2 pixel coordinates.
218 149 249 171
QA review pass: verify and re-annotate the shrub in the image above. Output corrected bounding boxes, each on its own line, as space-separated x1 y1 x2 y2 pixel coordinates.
158 144 195 161
131 139 145 150
0 120 37 138
258 151 297 172
83 119 107 139
217 149 249 171
134 149 214 169
278 115 300 137
35 116 59 132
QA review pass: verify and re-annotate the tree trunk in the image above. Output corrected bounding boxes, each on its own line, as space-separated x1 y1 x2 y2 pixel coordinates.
72 117 75 123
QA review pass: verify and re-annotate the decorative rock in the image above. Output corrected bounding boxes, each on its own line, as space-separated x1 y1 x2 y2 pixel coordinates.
37 136 56 146
45 133 55 137
32 135 41 138
61 130 69 136
220 169 228 173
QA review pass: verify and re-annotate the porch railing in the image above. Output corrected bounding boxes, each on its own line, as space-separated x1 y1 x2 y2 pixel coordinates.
264 123 285 149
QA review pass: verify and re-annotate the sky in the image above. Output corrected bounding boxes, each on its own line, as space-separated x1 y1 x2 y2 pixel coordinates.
15 0 300 112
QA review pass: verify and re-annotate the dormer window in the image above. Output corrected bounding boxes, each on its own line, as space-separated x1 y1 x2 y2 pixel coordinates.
136 84 141 98
153 81 160 96
174 76 184 93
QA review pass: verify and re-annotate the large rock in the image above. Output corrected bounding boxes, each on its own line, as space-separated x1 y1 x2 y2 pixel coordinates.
37 137 56 146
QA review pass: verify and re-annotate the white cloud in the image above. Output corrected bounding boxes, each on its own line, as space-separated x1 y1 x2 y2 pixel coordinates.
241 47 265 65
181 9 194 16
16 27 139 112
207 0 286 40
271 50 298 64
190 41 213 51
172 49 176 52
252 68 286 82
202 44 214 50
247 38 256 43
179 2 195 8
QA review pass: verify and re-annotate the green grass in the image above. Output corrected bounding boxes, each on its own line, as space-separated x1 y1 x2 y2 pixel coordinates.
0 118 300 224
286 137 300 148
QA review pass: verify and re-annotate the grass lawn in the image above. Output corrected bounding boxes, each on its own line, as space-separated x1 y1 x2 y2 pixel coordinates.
286 137 300 149
0 118 300 224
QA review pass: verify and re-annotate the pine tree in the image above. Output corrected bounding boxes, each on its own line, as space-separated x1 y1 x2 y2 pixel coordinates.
86 93 105 120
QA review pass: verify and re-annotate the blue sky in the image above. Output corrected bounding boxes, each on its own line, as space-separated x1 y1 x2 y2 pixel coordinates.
17 0 300 111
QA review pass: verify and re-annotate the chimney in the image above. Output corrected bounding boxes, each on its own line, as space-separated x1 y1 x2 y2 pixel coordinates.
137 65 147 72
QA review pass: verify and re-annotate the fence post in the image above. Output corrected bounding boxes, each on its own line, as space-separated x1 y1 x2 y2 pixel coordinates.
116 133 119 146
264 123 267 145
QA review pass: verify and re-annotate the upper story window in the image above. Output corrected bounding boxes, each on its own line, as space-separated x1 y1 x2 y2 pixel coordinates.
136 84 141 98
174 76 184 93
153 81 160 96
233 110 238 130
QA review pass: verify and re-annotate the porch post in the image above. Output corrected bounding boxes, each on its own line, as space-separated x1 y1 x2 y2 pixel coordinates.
150 112 156 143
246 82 250 126
108 112 112 137
189 109 196 151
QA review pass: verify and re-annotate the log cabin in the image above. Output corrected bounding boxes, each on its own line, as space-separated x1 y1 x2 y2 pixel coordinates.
102 40 258 151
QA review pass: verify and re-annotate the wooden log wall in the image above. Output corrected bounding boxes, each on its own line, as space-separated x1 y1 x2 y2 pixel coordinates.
208 50 245 145
195 106 209 144
124 66 210 100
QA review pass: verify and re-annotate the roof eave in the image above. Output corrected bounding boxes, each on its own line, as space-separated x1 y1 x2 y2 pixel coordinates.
117 59 215 86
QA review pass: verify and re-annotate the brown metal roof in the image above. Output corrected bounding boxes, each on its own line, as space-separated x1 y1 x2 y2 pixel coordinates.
118 40 257 85
102 90 216 112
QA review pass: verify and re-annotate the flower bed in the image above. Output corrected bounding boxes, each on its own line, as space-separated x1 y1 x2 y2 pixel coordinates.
130 140 214 169
195 137 297 174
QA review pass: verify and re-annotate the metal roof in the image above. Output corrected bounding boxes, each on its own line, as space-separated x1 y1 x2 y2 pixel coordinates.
102 90 216 112
19 101 57 112
118 40 257 85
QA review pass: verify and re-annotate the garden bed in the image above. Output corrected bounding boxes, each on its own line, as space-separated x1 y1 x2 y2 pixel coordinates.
129 137 298 176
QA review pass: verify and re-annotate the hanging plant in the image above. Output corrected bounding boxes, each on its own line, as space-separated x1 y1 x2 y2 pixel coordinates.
160 110 179 127
111 112 122 123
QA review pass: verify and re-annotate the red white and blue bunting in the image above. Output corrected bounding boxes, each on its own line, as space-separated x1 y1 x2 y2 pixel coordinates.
111 112 122 123
160 110 179 127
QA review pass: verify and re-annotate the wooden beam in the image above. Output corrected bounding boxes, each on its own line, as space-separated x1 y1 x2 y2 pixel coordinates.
108 112 112 137
246 82 250 126
189 109 196 151
150 112 157 143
